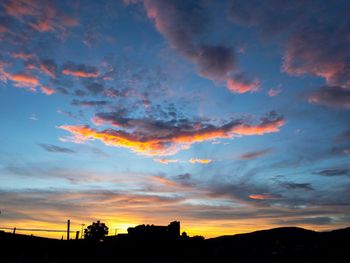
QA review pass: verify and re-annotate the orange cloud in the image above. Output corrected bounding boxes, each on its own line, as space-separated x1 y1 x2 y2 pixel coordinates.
62 69 99 78
232 118 285 136
4 0 78 33
227 76 260 94
40 86 56 95
0 25 7 33
59 114 284 156
4 0 37 17
6 72 39 89
154 158 178 164
189 158 212 164
59 125 171 156
249 194 280 200
30 20 55 32
151 175 178 187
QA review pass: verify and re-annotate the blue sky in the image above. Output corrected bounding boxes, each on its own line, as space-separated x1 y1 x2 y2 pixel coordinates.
0 0 350 238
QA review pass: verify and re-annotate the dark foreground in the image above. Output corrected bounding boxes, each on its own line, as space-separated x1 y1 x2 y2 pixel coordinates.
1 227 349 263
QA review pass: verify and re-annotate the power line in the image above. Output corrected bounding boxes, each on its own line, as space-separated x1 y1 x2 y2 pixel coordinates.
0 227 77 233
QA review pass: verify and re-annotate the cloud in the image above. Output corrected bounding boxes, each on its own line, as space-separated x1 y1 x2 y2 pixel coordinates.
136 0 249 91
62 62 99 78
150 175 178 187
39 59 57 78
154 158 178 164
229 0 350 108
232 113 285 136
59 112 284 156
3 0 78 33
71 100 110 107
226 73 260 94
308 86 350 109
315 169 349 177
40 86 55 95
239 148 272 160
280 182 314 191
189 158 212 164
268 88 282 97
10 52 34 60
276 216 333 226
4 72 39 89
249 193 281 200
39 144 75 154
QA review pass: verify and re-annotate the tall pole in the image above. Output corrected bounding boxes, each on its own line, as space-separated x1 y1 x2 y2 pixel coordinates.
67 219 70 240
81 224 85 239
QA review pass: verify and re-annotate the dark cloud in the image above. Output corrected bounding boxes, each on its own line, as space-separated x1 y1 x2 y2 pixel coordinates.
308 86 350 109
71 99 110 107
39 144 75 154
194 45 235 80
84 81 105 94
315 169 349 177
134 0 242 89
280 182 314 191
229 0 350 108
239 148 272 160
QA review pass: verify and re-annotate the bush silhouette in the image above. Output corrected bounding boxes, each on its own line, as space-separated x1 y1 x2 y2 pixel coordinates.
84 220 109 241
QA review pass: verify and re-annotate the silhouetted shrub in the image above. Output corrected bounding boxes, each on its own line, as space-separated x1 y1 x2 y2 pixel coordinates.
84 220 108 241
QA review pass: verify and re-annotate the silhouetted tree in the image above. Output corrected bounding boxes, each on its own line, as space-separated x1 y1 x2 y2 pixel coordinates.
84 220 109 241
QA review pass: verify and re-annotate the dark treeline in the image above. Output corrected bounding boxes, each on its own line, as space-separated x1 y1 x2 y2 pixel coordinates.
1 226 350 263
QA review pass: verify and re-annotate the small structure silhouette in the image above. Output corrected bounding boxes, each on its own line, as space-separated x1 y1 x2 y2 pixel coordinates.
127 221 180 239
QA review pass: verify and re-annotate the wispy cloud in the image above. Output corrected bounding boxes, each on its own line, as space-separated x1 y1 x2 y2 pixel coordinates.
239 148 272 160
189 158 212 164
39 144 75 154
154 158 178 164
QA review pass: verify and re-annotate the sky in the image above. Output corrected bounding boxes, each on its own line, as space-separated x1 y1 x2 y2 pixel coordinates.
0 0 350 238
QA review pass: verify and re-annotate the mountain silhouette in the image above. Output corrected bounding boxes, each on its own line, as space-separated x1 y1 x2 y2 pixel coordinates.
1 226 349 262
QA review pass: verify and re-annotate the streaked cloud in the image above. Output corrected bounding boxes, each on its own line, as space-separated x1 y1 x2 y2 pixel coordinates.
249 193 281 200
40 86 56 95
189 158 212 164
154 158 178 164
314 169 349 177
62 62 99 78
39 144 75 154
239 148 272 160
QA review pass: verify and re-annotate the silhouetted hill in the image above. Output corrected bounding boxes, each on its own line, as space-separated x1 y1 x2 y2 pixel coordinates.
1 227 350 262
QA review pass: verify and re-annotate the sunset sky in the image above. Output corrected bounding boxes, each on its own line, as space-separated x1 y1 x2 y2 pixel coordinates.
1 0 350 238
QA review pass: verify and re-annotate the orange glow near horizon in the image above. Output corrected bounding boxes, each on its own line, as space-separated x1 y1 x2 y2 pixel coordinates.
1 217 346 240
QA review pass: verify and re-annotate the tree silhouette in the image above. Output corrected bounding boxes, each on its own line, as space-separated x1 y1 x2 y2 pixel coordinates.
84 220 109 241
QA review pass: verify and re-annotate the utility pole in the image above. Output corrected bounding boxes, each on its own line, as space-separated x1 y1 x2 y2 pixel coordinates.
81 224 85 239
67 220 70 240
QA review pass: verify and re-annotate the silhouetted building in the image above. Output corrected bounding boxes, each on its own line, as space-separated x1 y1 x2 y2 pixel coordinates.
127 221 180 239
